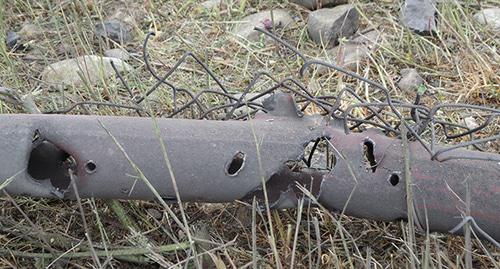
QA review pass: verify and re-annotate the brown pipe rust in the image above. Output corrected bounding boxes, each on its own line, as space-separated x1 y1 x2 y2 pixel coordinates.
0 94 498 244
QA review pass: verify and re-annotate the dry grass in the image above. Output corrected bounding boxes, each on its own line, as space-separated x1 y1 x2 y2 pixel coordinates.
0 0 499 268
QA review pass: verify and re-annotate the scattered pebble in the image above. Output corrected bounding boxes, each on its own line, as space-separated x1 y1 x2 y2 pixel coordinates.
147 208 163 220
474 8 500 32
199 203 226 214
104 48 130 61
41 55 132 89
351 29 383 47
315 30 384 72
398 68 424 92
107 2 146 29
0 86 22 105
6 25 39 51
200 0 222 10
19 23 41 39
6 31 21 50
233 10 295 42
328 43 370 70
24 48 44 61
235 205 252 227
464 116 479 130
291 0 348 10
95 20 133 44
307 4 359 47
401 0 437 34
56 42 77 57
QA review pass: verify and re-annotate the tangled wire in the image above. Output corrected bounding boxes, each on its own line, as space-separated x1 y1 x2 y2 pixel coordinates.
46 27 499 163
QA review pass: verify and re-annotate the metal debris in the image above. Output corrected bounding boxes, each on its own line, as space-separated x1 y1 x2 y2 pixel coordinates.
1 28 499 246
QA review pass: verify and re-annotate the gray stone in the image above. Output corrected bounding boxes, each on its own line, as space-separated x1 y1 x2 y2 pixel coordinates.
474 8 500 32
41 55 132 89
147 208 163 219
328 43 370 70
6 31 20 50
401 0 437 34
316 30 383 72
351 29 383 47
233 10 295 42
104 48 130 61
291 0 347 10
95 20 133 44
107 3 145 28
200 0 222 10
19 23 41 39
398 68 424 92
0 86 21 105
24 48 44 61
307 5 359 47
464 116 479 130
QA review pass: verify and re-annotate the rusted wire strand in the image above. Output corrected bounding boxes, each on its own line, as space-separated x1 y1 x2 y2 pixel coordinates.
47 29 499 163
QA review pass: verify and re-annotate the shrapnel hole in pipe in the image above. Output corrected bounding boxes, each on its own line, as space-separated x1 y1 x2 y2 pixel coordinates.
85 160 97 174
299 137 335 171
226 151 246 176
245 136 334 208
27 139 74 190
389 173 400 186
363 139 377 172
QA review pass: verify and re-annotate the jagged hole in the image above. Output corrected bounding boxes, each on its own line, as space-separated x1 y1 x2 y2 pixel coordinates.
292 137 335 172
247 137 334 208
27 139 74 190
363 139 377 173
226 151 246 176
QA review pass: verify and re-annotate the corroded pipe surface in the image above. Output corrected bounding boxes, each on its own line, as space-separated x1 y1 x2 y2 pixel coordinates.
1 94 498 243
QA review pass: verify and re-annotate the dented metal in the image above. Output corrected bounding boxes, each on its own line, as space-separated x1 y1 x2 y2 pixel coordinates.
1 93 499 244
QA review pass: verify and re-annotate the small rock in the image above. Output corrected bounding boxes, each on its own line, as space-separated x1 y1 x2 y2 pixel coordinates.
199 203 226 214
464 116 479 130
6 31 20 50
328 43 370 70
19 23 41 39
235 205 252 227
233 10 295 42
95 20 133 44
0 86 22 105
104 48 130 61
398 68 424 92
24 48 44 61
57 42 76 56
147 208 163 220
291 0 348 10
315 30 384 72
41 55 132 89
351 29 383 47
107 2 145 29
200 0 222 10
401 0 437 34
474 8 500 32
177 229 185 239
307 5 359 47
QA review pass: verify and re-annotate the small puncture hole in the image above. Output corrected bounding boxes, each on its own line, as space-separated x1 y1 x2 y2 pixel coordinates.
226 151 245 176
389 173 400 186
85 161 97 174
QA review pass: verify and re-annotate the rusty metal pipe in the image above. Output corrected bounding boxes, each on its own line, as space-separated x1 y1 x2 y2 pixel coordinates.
1 95 499 243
